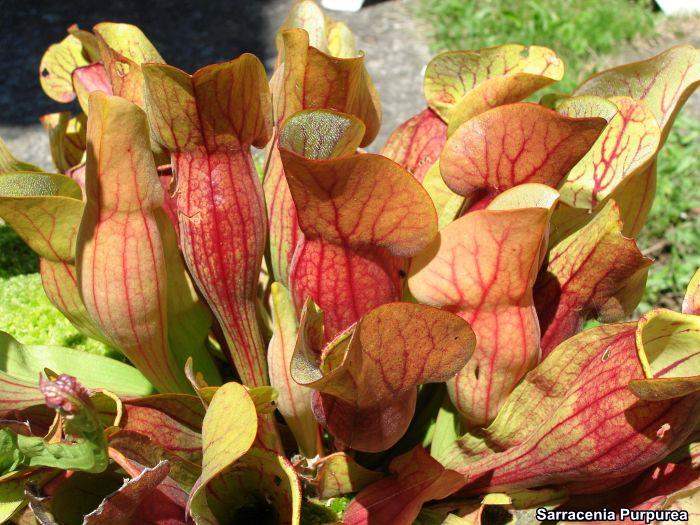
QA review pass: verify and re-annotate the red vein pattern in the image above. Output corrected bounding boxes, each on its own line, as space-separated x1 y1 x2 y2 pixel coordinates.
265 29 381 284
563 460 700 514
264 146 300 286
409 206 550 426
443 324 700 496
423 45 564 126
575 45 700 140
271 29 380 145
559 97 660 210
40 258 110 344
380 108 447 183
281 149 437 341
267 283 320 457
39 33 91 103
94 22 164 108
292 302 474 452
0 374 46 415
142 55 271 388
535 202 652 356
77 92 188 393
348 321 700 525
291 241 403 341
121 402 203 464
343 446 464 525
440 102 605 210
683 269 700 316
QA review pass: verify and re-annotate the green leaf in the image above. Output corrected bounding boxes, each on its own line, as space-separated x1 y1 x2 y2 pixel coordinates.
0 331 154 415
188 381 258 522
157 212 220 387
430 394 463 462
267 282 319 457
187 382 302 524
200 447 302 525
2 375 109 474
0 429 25 474
0 171 83 262
0 470 55 524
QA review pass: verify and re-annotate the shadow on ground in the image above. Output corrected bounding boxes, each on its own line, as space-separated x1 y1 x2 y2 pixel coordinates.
1 0 427 164
0 0 277 125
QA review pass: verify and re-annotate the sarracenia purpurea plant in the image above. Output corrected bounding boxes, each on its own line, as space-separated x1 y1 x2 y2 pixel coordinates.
0 1 698 523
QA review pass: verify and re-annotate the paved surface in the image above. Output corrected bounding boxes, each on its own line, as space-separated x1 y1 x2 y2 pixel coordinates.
0 0 429 169
2 0 697 171
267 0 431 149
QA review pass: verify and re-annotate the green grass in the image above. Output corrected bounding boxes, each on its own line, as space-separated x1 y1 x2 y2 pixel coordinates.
638 114 700 311
0 224 38 278
416 0 656 92
0 224 112 355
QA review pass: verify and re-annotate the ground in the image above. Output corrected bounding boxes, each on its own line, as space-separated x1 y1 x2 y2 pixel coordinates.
4 1 696 160
1 0 430 167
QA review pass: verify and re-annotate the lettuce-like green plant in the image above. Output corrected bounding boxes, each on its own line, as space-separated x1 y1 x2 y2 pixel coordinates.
0 1 698 523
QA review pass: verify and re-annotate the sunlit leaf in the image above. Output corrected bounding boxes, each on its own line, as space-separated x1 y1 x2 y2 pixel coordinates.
0 170 82 262
314 452 383 498
536 201 651 356
381 108 447 183
187 382 300 524
439 316 700 497
271 28 379 144
441 102 604 210
76 92 190 393
683 268 700 316
0 331 153 416
424 45 564 132
557 96 661 211
409 185 557 425
143 55 273 390
267 282 320 457
0 137 42 174
39 33 94 103
266 24 380 285
291 301 474 452
93 22 164 108
575 45 700 141
629 309 700 401
72 63 113 116
282 144 437 340
39 112 87 173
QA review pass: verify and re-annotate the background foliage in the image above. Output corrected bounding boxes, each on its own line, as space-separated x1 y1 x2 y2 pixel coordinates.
417 0 656 92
